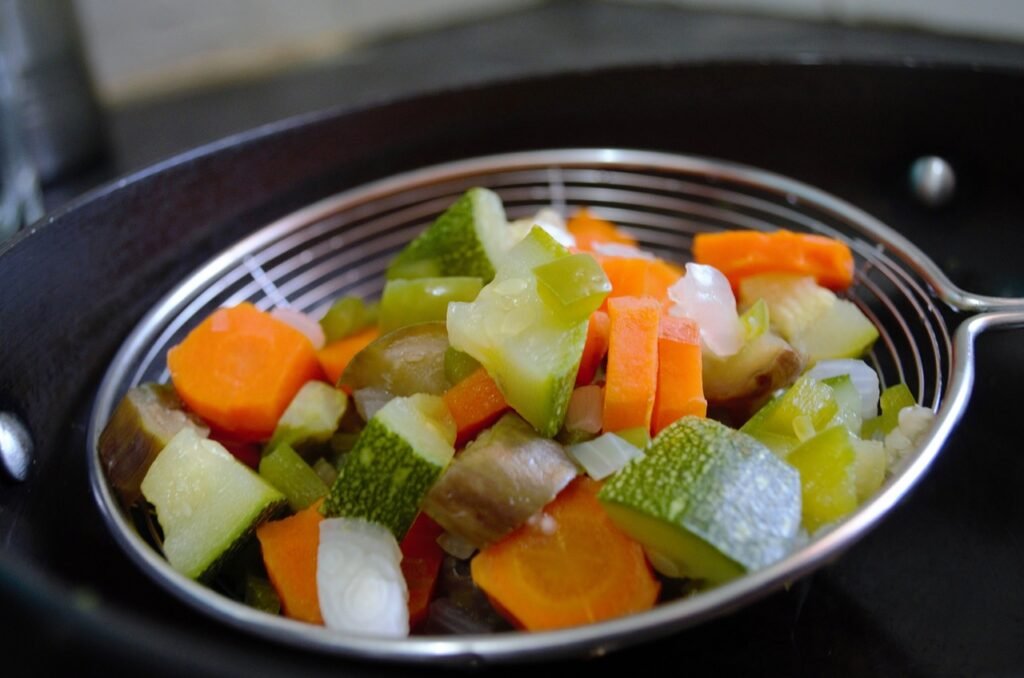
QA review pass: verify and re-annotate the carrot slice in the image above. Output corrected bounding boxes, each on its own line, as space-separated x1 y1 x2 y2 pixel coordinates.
597 256 682 307
442 366 509 447
567 208 637 251
470 477 659 631
256 500 325 624
603 297 661 433
316 325 380 387
652 316 707 435
399 512 445 628
693 229 855 291
167 303 323 441
575 310 610 386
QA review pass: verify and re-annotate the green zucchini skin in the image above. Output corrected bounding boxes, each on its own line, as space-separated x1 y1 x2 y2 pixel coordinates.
599 416 801 583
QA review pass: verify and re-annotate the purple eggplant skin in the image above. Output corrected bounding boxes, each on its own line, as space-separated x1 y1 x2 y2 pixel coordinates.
98 382 209 505
423 413 578 549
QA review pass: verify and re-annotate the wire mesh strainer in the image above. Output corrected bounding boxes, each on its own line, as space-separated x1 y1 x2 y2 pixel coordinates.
88 149 1024 664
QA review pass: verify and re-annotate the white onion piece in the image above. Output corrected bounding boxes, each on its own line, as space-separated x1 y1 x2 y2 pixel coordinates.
667 263 742 357
436 531 477 560
564 385 604 434
508 208 576 249
884 405 935 465
567 432 643 481
591 242 655 260
270 307 326 350
317 517 408 637
804 359 880 419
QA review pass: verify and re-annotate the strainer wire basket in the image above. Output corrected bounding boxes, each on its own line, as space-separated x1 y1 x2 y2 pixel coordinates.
88 149 1024 664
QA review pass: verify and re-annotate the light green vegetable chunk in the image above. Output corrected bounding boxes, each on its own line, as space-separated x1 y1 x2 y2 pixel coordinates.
378 277 482 333
786 425 858 532
599 416 801 584
266 381 348 458
258 443 328 512
319 296 378 343
533 252 611 323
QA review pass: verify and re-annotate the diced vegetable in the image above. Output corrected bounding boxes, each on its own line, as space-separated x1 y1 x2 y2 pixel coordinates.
693 229 855 291
575 310 610 386
258 444 328 511
319 296 378 343
387 187 507 282
702 330 803 411
270 307 326 350
441 366 509 447
266 381 348 458
471 477 660 631
339 322 450 401
741 374 840 456
534 253 611 323
652 315 706 435
447 227 594 437
399 513 446 628
862 382 917 438
667 262 742 357
508 207 575 248
805 359 880 420
852 438 886 500
566 432 643 480
423 413 577 548
141 428 286 580
739 298 770 341
597 255 680 306
786 425 858 532
256 500 325 624
316 326 380 385
378 277 482 333
98 382 209 505
883 404 935 464
566 207 637 251
603 296 661 433
739 274 877 364
443 347 481 385
317 517 408 637
323 394 456 539
599 417 801 583
167 303 324 441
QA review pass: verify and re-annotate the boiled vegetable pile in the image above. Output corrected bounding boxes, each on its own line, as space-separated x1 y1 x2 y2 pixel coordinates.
99 188 935 637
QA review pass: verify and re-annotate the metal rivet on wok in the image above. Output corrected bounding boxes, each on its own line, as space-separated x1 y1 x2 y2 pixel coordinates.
0 412 32 482
910 155 956 208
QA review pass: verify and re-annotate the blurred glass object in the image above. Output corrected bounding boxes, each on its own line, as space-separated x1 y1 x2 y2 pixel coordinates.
1 0 104 239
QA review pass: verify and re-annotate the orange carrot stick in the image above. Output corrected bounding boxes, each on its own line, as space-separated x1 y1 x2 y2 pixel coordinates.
603 297 661 433
597 256 682 308
256 500 325 624
575 310 610 386
470 477 659 631
652 316 707 435
399 512 445 628
693 229 855 291
567 208 637 251
442 366 509 447
316 325 380 387
167 303 323 441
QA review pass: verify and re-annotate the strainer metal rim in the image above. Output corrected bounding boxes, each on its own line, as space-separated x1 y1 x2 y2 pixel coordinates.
87 148 1024 665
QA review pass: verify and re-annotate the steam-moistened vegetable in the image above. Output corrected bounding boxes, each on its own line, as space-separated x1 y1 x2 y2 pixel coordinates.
140 427 286 580
339 322 450 403
423 413 577 548
167 302 323 441
447 227 599 437
378 277 482 333
256 500 325 624
98 382 209 505
471 477 660 631
317 517 408 636
266 381 348 457
102 188 937 638
441 366 509 446
323 394 456 539
316 326 380 385
603 296 661 433
599 417 801 583
693 229 855 291
387 187 507 281
652 315 706 434
739 274 878 364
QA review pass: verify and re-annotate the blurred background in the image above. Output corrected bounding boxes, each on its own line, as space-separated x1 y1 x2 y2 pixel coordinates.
3 0 1024 233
